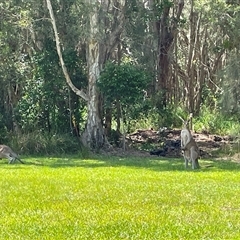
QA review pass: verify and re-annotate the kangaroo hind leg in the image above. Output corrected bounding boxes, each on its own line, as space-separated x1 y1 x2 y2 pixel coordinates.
6 153 15 164
190 147 200 169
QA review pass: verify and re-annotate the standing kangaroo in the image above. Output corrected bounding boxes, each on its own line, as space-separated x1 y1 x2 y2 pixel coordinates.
0 145 24 164
179 114 200 169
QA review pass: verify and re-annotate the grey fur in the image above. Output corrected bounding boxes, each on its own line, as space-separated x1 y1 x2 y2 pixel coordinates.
0 145 24 164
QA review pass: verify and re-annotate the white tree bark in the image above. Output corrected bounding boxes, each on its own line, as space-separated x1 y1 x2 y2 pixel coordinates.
46 0 89 102
81 1 105 149
46 0 125 149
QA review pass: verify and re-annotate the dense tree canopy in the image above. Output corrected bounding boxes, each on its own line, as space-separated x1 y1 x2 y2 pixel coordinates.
0 0 239 150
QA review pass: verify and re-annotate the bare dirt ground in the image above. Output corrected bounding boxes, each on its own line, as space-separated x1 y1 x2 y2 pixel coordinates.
110 129 239 161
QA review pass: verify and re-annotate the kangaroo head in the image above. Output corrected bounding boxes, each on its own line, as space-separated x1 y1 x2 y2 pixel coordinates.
178 113 193 130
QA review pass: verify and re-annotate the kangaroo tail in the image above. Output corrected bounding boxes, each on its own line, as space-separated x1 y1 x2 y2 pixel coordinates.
17 157 24 164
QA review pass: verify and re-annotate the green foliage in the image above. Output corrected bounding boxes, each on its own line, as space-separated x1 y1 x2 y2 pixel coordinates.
16 41 87 134
1 0 240 151
16 42 68 132
193 106 240 136
63 48 88 90
98 62 150 106
123 101 240 141
127 104 185 132
7 132 84 156
219 53 240 118
98 61 151 132
107 129 121 147
0 2 31 130
1 156 240 239
0 1 88 135
0 114 8 143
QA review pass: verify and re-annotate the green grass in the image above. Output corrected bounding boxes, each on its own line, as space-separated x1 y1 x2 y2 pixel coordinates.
1 156 240 239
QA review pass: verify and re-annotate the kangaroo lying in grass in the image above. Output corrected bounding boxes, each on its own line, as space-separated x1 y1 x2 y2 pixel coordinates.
0 145 24 164
179 114 200 169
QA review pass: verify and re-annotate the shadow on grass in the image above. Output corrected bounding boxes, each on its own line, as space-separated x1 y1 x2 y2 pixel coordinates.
5 154 238 172
47 156 185 172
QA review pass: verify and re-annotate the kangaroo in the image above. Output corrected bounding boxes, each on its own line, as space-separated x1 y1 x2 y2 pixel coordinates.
0 145 24 164
179 114 200 169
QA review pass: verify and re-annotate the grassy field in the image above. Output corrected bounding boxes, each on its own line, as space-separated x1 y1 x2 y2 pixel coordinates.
0 155 240 240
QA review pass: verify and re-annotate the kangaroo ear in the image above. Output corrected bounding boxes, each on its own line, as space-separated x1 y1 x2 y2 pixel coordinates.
177 114 185 123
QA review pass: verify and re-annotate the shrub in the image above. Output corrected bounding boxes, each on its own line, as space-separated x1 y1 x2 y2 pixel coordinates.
0 114 8 143
7 132 86 156
194 106 240 135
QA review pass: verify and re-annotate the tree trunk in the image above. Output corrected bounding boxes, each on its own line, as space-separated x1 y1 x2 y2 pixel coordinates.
116 100 121 133
81 0 110 149
104 108 112 138
155 0 184 107
47 0 125 149
81 32 105 149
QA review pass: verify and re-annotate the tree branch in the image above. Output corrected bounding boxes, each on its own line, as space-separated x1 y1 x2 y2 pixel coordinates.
46 0 89 102
107 1 126 52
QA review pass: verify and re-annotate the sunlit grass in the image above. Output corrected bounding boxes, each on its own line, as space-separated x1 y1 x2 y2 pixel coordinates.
0 156 240 239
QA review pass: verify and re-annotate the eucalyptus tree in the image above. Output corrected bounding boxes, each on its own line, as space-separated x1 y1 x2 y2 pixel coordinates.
46 0 126 149
0 0 85 135
172 0 240 115
217 1 240 119
98 62 151 135
0 1 31 131
150 0 185 107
